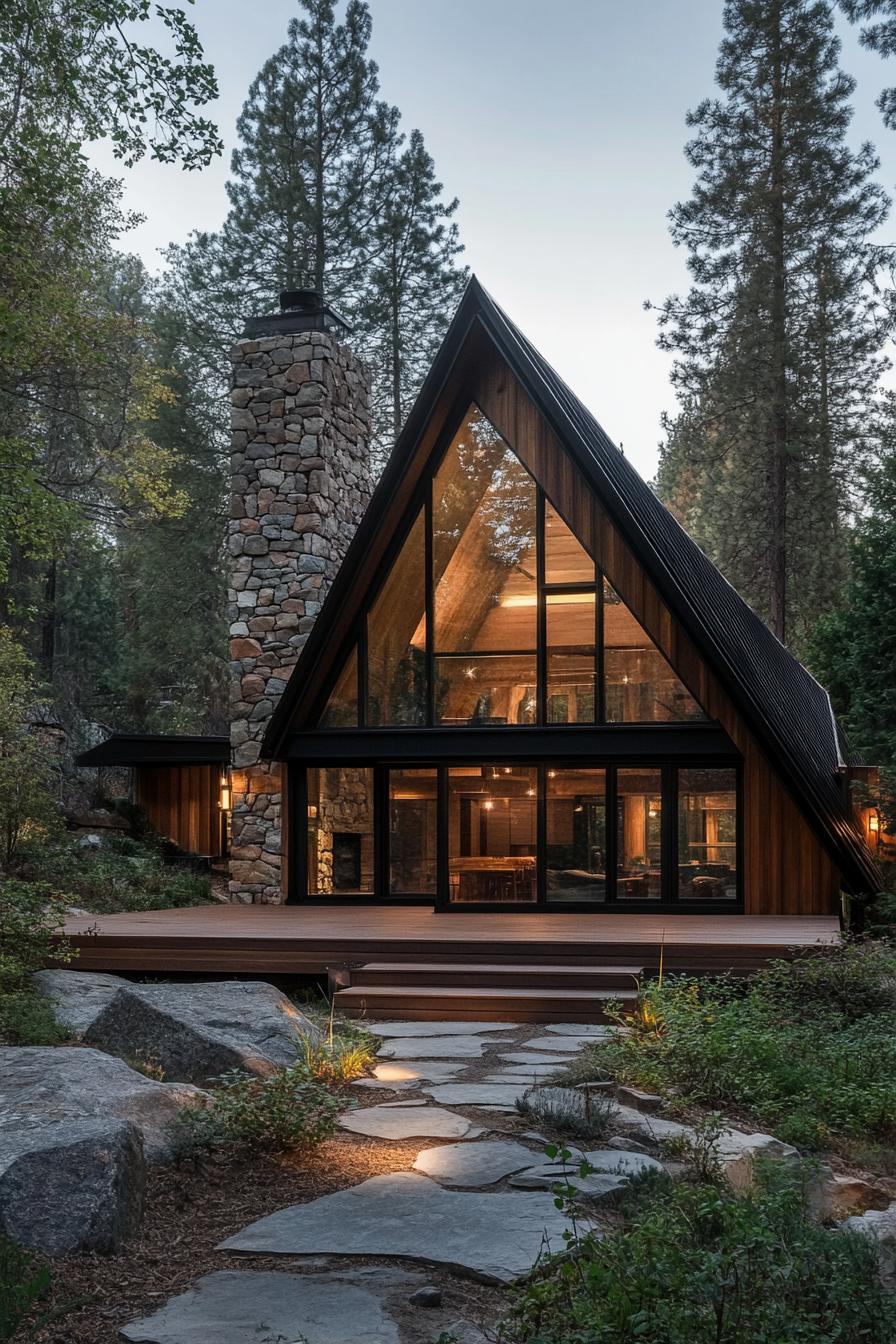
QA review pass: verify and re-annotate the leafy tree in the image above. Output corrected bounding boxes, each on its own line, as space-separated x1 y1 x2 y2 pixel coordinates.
0 628 60 870
652 0 889 652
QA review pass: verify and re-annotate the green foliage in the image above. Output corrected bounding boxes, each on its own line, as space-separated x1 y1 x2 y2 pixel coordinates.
582 943 896 1148
168 1065 341 1160
0 628 61 870
501 1163 896 1344
20 830 212 915
809 446 896 833
653 0 890 651
0 877 71 1044
0 1234 50 1342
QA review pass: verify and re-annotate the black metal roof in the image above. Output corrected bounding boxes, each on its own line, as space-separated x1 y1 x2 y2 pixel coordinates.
77 734 229 767
263 276 878 894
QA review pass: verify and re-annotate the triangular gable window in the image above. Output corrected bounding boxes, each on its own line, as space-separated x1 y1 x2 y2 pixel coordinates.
432 407 537 725
314 404 705 729
603 581 705 723
319 645 358 727
367 510 427 726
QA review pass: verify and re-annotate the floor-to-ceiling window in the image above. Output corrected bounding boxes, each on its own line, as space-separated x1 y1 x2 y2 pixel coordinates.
447 765 538 902
301 761 740 908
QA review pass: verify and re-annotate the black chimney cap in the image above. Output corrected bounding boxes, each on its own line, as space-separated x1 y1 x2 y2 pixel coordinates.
242 287 352 339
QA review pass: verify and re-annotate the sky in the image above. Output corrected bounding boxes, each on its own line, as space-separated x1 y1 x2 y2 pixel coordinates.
88 0 896 478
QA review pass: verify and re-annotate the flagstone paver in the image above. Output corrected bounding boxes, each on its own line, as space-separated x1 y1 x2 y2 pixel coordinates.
120 1268 424 1344
412 1139 540 1187
339 1104 482 1140
499 1052 574 1066
218 1171 578 1283
353 1059 470 1089
422 1083 531 1108
377 1036 507 1059
524 1035 601 1052
366 1021 519 1038
544 1024 618 1037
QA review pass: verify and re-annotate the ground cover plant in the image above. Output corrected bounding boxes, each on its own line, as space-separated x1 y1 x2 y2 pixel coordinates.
18 830 212 915
167 1063 342 1160
500 1161 896 1344
561 940 896 1149
0 879 72 1045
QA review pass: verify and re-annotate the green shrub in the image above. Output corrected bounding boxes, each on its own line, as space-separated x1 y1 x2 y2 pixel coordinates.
20 831 212 914
0 878 72 1045
515 1085 616 1141
0 1235 50 1342
576 944 896 1148
501 1164 896 1344
168 1064 341 1159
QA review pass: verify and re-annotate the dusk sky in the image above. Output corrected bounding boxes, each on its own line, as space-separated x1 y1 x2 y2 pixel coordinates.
90 0 896 477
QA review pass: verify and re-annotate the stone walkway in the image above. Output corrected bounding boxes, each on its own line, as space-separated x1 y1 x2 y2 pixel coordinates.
122 1018 652 1344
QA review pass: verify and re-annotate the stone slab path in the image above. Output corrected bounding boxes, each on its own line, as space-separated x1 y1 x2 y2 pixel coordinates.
122 1015 642 1342
219 1171 576 1284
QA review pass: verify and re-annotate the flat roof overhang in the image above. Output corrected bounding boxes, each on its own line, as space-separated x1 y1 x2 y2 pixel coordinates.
77 734 229 768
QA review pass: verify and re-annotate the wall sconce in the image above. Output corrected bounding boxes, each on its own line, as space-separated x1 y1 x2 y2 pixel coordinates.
869 810 880 845
648 798 660 818
482 798 494 811
219 774 231 811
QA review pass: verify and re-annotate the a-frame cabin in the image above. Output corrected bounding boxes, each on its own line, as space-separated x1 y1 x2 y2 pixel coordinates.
67 279 879 1017
264 279 877 919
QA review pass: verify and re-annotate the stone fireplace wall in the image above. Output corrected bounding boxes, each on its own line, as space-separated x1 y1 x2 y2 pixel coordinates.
228 329 372 903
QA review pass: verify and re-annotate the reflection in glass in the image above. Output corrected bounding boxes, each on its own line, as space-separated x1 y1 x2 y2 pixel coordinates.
546 767 606 902
389 768 437 895
603 581 705 723
544 500 594 584
616 767 662 900
319 646 358 727
546 592 596 723
307 766 374 895
367 511 426 725
435 655 537 726
432 408 537 658
447 765 537 903
678 768 737 900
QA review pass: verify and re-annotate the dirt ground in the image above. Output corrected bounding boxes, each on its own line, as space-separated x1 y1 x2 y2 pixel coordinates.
17 1129 506 1344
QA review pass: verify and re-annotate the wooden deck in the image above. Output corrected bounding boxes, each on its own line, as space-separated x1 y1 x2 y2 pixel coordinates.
63 905 841 978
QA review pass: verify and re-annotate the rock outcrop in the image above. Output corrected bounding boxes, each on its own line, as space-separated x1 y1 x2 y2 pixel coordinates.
83 980 321 1084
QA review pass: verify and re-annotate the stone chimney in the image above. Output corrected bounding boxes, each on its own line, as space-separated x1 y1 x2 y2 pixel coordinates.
228 290 372 903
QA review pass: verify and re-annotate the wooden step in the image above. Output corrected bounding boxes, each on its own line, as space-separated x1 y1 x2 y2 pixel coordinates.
333 982 638 1023
348 960 645 990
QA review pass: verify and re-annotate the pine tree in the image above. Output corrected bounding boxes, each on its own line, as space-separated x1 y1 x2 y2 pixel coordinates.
358 128 468 452
839 1 896 129
221 0 398 312
809 427 896 823
165 0 467 464
652 0 889 651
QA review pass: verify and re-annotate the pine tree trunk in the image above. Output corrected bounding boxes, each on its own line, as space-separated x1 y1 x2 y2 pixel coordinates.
768 2 789 644
40 556 57 679
391 267 401 434
313 37 326 295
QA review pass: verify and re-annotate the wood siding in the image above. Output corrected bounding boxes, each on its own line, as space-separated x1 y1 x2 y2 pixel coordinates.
135 764 224 858
470 351 843 916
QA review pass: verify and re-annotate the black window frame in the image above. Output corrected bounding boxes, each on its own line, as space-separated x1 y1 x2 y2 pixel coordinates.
290 757 743 913
312 402 709 733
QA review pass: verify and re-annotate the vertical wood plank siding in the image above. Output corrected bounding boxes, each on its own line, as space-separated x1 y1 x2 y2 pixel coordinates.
471 353 841 916
135 764 223 858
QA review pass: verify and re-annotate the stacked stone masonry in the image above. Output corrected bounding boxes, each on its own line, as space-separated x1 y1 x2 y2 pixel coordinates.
228 330 372 903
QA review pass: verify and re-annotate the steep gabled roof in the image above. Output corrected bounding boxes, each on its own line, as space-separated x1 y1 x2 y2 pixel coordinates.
263 276 878 894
